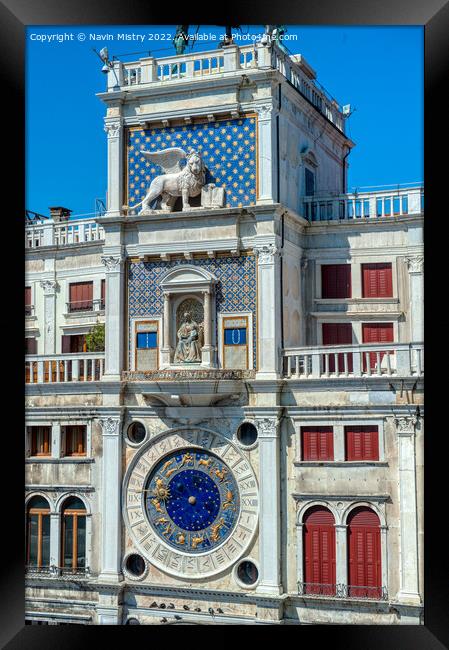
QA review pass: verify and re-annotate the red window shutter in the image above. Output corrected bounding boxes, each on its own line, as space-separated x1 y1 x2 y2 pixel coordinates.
322 323 353 373
25 287 32 306
362 264 392 298
348 507 381 598
61 335 71 353
345 426 379 461
303 507 336 594
70 282 93 310
322 265 351 299
25 338 37 354
362 323 394 370
302 426 334 461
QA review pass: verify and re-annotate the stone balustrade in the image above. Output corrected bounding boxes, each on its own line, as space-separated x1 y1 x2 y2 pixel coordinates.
303 186 423 222
25 353 105 384
106 42 345 132
283 342 423 379
25 217 105 249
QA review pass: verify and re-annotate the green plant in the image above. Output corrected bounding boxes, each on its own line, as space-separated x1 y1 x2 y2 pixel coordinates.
85 323 105 352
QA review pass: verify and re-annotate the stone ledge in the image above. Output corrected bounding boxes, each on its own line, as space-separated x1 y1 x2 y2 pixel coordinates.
123 369 256 381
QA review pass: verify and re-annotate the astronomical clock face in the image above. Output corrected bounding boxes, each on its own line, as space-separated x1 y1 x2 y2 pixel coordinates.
123 429 259 579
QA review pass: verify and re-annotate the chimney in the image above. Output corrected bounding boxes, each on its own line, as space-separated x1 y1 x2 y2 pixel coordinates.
49 206 72 222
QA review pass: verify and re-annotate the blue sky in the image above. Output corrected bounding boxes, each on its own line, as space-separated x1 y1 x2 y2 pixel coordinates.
26 25 423 218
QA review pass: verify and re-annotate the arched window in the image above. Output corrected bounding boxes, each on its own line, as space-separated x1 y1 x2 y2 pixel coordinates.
347 507 381 598
303 506 336 595
61 497 86 572
26 496 50 568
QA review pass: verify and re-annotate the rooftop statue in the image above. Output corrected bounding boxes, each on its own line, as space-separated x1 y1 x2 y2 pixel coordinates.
130 148 206 214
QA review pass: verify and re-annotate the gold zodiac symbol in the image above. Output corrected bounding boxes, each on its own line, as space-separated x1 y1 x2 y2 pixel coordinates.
151 498 163 513
165 467 178 478
222 490 234 510
198 458 212 468
179 452 194 468
191 535 204 549
153 476 171 500
162 523 172 536
177 532 186 545
210 518 225 542
214 467 228 482
161 458 175 474
156 517 169 525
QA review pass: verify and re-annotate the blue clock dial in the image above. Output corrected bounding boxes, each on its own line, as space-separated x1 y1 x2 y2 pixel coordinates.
145 448 239 553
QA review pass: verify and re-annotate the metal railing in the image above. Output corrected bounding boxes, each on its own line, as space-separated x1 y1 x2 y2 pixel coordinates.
25 217 105 249
66 298 104 314
25 353 105 384
283 342 423 379
26 565 90 578
297 582 388 600
303 187 423 222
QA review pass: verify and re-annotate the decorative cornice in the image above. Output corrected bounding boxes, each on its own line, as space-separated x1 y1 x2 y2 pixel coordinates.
405 255 424 274
101 255 123 271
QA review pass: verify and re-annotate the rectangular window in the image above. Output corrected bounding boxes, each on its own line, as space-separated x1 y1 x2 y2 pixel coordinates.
62 335 87 353
64 426 86 457
322 322 353 373
135 321 159 371
223 316 249 370
69 282 93 312
362 322 394 371
305 168 315 196
100 279 105 310
25 286 32 315
362 263 393 298
301 426 334 461
345 425 379 461
321 264 351 299
29 426 51 457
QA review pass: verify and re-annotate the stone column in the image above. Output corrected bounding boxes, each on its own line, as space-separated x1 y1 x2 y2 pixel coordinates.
335 524 347 587
101 255 124 382
295 521 304 588
256 104 277 203
49 512 61 571
51 422 61 459
255 244 282 379
256 417 282 595
201 289 214 366
405 255 424 342
104 118 124 217
396 415 421 604
98 416 123 583
40 280 58 354
161 291 172 367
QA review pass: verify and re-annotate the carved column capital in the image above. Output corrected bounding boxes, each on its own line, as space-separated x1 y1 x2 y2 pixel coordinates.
40 279 58 294
255 417 279 438
405 255 424 274
98 416 121 437
395 415 418 435
254 243 280 265
300 258 308 270
104 120 122 138
255 104 274 120
101 255 123 272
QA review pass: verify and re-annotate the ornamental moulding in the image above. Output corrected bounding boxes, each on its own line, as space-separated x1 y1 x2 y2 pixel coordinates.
255 417 278 437
40 279 58 292
104 121 122 138
394 415 418 434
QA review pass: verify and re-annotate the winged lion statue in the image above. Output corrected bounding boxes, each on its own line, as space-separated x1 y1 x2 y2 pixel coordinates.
128 147 206 214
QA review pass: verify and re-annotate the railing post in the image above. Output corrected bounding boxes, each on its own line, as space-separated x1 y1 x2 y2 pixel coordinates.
42 222 54 246
352 349 361 376
37 360 44 384
140 57 158 82
311 351 321 378
72 358 80 381
396 347 411 376
222 45 240 72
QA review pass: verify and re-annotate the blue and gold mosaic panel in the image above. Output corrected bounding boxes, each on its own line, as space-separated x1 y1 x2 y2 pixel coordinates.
145 448 240 554
126 116 257 209
128 256 257 368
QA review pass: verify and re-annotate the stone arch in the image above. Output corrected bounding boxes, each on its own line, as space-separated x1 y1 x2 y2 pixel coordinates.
296 500 340 526
341 501 386 527
25 492 54 513
55 492 91 515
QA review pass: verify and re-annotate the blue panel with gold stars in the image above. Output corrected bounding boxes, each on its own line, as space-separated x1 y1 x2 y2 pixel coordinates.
126 116 257 209
145 448 239 554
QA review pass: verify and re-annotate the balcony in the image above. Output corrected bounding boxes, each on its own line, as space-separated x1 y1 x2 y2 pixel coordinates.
283 342 423 380
297 582 388 601
25 217 105 249
25 353 105 384
25 304 35 317
303 185 423 222
104 42 346 132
